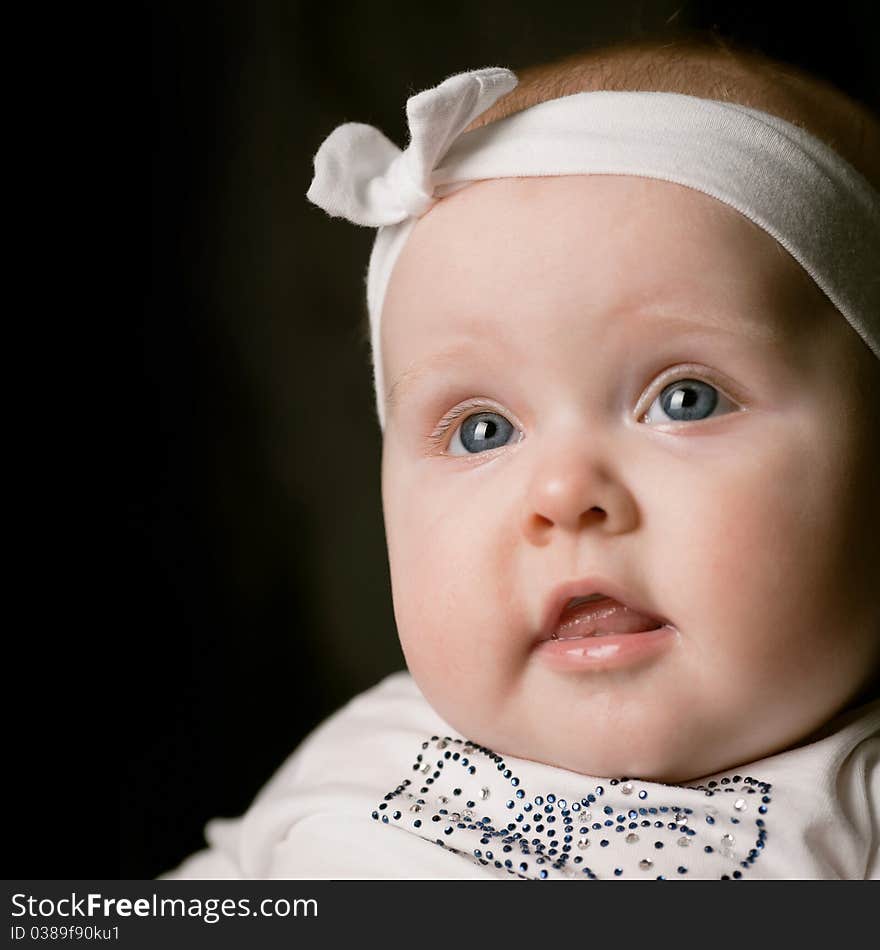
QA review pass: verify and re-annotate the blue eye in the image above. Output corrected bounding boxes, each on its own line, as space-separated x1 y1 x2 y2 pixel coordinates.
643 378 734 424
450 411 517 455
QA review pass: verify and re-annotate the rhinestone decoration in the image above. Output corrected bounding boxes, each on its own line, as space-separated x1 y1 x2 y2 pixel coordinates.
375 735 773 880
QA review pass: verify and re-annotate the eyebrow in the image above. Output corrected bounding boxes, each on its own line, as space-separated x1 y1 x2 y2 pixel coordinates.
385 311 785 413
386 341 488 414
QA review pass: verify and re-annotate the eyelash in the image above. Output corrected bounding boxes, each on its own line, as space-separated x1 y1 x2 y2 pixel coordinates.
427 366 741 452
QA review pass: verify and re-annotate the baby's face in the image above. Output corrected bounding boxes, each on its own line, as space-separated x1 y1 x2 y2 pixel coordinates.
379 175 880 782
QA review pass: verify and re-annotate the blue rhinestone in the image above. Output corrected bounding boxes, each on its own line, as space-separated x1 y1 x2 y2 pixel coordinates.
587 794 597 803
759 806 767 814
603 806 613 815
704 846 714 853
515 790 524 799
628 810 638 819
535 796 544 805
733 871 742 879
600 840 610 847
558 800 567 809
511 778 520 787
371 811 378 820
545 805 553 813
614 868 623 876
503 769 512 778
677 866 688 874
654 842 664 849
638 791 648 800
393 811 401 820
520 862 528 872
507 801 514 809
524 803 532 812
596 786 604 796
381 816 388 823
656 875 666 880
414 820 421 827
706 816 716 825
540 870 548 879
572 802 581 812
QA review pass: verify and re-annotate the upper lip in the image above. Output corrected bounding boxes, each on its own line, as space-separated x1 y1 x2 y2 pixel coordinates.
537 575 671 643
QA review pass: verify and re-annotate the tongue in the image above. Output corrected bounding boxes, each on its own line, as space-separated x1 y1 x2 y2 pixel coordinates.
554 597 663 638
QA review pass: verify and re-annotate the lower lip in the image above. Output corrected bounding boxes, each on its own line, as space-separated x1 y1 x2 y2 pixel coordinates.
533 626 677 672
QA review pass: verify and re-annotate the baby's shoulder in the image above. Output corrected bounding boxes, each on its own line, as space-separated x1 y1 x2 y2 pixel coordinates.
252 670 450 802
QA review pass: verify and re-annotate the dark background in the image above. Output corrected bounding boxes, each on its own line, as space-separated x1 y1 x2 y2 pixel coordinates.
23 0 880 881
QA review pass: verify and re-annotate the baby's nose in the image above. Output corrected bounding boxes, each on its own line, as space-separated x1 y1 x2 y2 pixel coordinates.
520 451 639 542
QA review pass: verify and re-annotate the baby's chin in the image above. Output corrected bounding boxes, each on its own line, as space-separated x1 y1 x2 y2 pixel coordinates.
426 693 803 786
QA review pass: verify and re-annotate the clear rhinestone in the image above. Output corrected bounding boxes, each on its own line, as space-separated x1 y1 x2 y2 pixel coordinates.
705 806 718 817
625 833 639 844
438 796 449 804
480 787 491 801
420 764 431 774
581 811 592 821
734 798 747 811
409 803 422 813
677 836 690 847
577 837 591 850
639 859 653 870
451 812 461 821
674 811 686 822
621 782 634 795
721 833 735 846
462 810 473 820
437 740 448 749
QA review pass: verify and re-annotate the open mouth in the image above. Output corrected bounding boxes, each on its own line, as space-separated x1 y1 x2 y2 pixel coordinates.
535 583 678 673
544 593 668 642
552 599 665 638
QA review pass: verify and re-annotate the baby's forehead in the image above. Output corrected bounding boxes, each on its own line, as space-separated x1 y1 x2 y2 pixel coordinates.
384 175 829 347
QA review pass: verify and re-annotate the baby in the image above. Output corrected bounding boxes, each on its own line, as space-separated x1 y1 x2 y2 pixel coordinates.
164 32 880 880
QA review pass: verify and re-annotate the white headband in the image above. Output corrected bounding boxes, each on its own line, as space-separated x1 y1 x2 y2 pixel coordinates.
306 67 880 431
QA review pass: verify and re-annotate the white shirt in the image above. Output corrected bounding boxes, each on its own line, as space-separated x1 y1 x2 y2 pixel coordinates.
162 671 879 880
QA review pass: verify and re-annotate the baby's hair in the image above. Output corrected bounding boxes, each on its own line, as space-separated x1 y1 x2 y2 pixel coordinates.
464 30 880 189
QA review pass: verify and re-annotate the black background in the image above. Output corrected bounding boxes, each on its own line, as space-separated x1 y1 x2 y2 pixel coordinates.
18 0 879 882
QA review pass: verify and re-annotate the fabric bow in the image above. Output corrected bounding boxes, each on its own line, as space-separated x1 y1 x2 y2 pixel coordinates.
306 67 518 227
